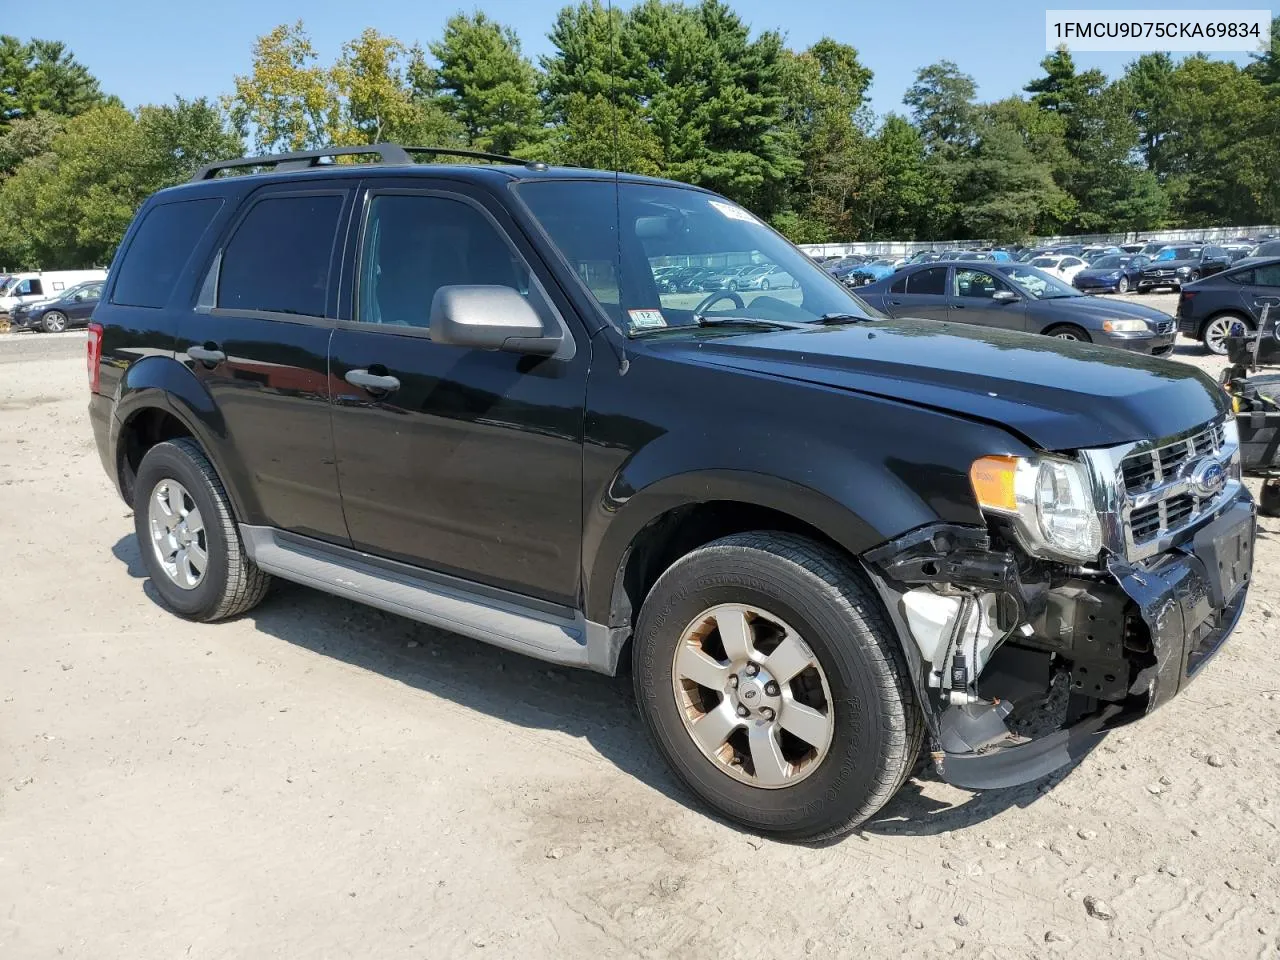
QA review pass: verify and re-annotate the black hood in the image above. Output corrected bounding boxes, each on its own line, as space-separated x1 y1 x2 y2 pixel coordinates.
1141 258 1196 272
664 318 1225 451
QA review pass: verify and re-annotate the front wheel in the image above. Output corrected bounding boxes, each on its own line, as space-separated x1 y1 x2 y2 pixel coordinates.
1046 324 1092 343
42 311 67 333
1116 276 1129 294
632 532 923 840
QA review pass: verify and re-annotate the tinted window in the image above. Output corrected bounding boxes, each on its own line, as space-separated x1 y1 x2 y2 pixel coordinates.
1092 256 1123 268
1257 265 1280 287
890 275 906 294
906 267 947 295
219 194 343 317
357 194 530 328
1227 270 1254 284
112 198 223 308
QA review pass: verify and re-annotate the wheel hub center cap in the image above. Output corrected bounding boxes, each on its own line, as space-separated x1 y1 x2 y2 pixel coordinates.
733 668 779 716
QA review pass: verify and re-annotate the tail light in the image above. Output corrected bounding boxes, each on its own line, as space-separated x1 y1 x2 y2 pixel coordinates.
87 322 103 393
1177 290 1197 316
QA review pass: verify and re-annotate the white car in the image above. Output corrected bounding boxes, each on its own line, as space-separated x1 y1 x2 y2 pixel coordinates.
1028 255 1087 283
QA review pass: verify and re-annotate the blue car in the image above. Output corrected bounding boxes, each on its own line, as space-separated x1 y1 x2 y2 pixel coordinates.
842 258 900 287
1072 254 1151 295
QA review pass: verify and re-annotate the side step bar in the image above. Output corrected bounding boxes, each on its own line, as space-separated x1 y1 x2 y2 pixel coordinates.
239 525 621 674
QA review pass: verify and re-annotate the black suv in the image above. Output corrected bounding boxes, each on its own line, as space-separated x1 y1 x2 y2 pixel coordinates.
88 145 1255 840
1137 244 1233 292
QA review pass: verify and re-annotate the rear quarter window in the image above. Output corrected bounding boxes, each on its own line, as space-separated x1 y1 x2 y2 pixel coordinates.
111 198 224 308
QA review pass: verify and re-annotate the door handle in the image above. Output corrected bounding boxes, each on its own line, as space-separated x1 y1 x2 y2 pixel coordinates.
953 303 966 309
888 299 903 305
188 344 225 365
345 368 401 394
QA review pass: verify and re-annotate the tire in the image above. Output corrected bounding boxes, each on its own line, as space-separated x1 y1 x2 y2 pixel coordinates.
1045 324 1092 343
632 532 924 841
42 311 67 333
1202 312 1249 356
1116 276 1129 294
1187 271 1200 283
133 438 270 622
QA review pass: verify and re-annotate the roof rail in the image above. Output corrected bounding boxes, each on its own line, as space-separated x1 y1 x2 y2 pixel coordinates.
191 143 548 181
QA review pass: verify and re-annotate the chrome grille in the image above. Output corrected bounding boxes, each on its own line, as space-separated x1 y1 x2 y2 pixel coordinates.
1117 419 1229 547
1155 320 1174 335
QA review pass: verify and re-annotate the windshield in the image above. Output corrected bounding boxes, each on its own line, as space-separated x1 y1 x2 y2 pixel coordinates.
1001 264 1081 299
0 277 18 296
1156 247 1198 261
1092 255 1124 269
516 180 881 334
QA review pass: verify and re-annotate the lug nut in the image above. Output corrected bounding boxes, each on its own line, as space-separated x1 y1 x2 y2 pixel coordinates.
736 704 750 718
764 681 779 696
760 707 775 721
745 663 759 677
728 675 739 689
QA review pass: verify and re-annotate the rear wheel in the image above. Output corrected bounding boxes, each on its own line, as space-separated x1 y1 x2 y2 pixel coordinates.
1202 313 1249 356
42 311 67 333
1046 324 1091 343
133 438 270 621
632 532 923 840
1116 276 1129 294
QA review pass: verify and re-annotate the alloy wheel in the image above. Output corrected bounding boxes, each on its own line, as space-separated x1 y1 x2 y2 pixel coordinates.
147 479 207 589
1116 277 1129 293
1203 316 1240 355
671 603 834 788
43 311 67 333
1053 330 1081 341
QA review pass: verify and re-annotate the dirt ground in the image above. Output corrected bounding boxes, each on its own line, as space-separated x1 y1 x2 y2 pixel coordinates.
2 305 1279 959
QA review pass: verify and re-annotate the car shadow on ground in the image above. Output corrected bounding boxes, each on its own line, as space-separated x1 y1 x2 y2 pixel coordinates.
112 532 1070 842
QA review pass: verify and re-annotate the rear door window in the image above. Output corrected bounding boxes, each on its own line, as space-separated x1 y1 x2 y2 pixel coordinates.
906 267 947 295
218 193 344 317
112 198 224 308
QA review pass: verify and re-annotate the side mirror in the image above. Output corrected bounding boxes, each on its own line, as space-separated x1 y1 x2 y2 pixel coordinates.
992 289 1019 303
429 285 562 357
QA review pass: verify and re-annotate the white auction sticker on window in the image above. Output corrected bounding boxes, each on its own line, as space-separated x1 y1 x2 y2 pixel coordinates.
628 309 667 329
708 200 759 223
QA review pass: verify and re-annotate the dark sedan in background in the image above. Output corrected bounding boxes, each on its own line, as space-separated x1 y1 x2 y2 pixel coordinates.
1072 253 1151 294
858 261 1176 355
1136 244 1233 292
1176 257 1280 354
9 279 103 332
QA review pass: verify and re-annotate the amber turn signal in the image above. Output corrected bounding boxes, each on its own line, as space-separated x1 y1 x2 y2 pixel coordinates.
969 456 1019 513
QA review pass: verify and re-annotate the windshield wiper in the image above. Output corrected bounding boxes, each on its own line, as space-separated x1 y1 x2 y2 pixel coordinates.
694 315 812 330
817 312 877 324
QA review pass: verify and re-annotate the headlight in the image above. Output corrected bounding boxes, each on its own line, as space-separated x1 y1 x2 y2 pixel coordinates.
970 455 1102 562
1175 265 1191 274
1102 318 1150 333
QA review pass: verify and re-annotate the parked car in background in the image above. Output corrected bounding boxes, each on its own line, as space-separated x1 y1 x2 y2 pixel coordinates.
1048 244 1084 257
0 269 107 315
736 264 796 290
822 255 869 275
1119 243 1146 254
1175 258 1280 354
1072 254 1151 294
1082 245 1123 262
1224 244 1254 263
1136 244 1233 292
858 261 1176 354
1028 254 1087 283
1137 241 1170 258
906 250 942 264
1235 239 1280 268
841 258 899 287
8 279 104 332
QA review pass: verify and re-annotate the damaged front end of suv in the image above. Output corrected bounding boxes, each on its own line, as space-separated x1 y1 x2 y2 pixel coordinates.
863 417 1255 788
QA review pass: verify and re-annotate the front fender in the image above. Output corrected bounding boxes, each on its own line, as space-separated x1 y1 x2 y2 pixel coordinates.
114 355 258 522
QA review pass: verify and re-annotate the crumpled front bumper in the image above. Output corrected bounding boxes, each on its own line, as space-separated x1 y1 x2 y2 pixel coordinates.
938 497 1255 789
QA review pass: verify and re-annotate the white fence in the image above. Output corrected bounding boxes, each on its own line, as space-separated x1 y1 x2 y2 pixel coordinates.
798 224 1280 258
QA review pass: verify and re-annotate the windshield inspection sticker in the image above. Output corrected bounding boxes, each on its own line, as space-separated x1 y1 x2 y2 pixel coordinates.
708 200 759 224
628 309 667 330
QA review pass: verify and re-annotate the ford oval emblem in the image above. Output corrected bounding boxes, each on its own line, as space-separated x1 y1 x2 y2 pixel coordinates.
1190 460 1226 499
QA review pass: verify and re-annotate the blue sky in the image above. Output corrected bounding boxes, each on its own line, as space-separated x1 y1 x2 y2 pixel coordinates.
6 0 1258 119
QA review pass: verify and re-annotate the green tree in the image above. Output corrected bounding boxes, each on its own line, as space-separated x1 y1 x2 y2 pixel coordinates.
870 114 941 240
904 60 976 150
542 1 627 123
0 100 241 269
431 12 545 155
1246 17 1280 89
0 36 104 128
0 110 63 176
332 29 419 144
550 92 662 173
1121 52 1176 172
226 21 340 152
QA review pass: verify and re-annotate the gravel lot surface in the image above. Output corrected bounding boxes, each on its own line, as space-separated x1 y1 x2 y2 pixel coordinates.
3 304 1279 959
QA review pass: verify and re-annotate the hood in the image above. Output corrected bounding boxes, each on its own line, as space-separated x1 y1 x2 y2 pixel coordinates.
660 318 1225 451
1142 258 1195 271
1076 265 1125 279
1031 295 1170 323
